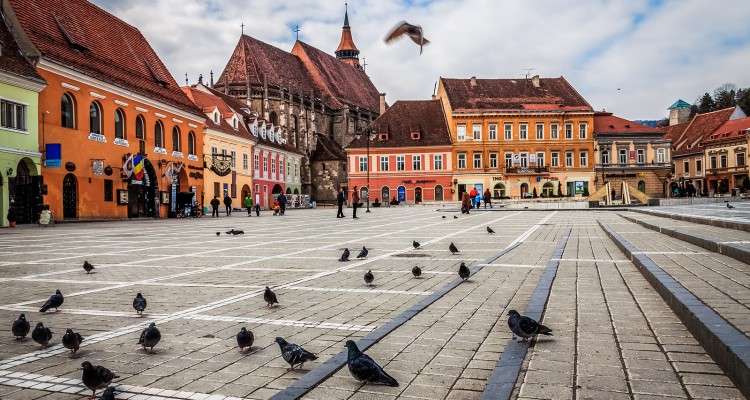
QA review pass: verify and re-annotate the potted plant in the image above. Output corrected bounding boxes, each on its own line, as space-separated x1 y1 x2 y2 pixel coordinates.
7 207 17 228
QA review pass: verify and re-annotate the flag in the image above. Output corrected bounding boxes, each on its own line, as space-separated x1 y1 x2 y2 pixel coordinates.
122 154 134 178
133 154 144 180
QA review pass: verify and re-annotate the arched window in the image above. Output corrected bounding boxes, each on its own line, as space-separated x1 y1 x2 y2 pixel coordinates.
154 121 164 148
381 186 390 203
494 183 506 198
172 126 181 152
435 185 444 201
114 108 125 139
61 93 76 128
188 131 196 155
135 115 145 139
270 111 278 125
89 101 102 134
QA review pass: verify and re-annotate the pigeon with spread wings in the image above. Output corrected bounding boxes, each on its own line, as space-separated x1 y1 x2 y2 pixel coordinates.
384 21 429 54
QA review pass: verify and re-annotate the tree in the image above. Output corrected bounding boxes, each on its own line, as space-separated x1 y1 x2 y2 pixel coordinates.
696 92 715 113
737 88 750 115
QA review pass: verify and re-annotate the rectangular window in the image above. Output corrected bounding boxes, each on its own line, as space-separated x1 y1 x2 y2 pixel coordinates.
737 152 745 167
380 156 389 171
104 179 113 202
505 152 513 168
536 124 544 140
520 153 528 168
243 153 248 170
637 149 645 164
457 124 466 140
413 155 422 170
433 154 443 170
657 148 666 163
271 157 276 174
489 124 497 140
457 153 466 169
0 99 26 131
710 155 717 169
601 151 610 165
536 152 545 167
279 159 284 176
619 149 628 164
472 124 481 140
696 159 702 173
565 152 573 167
720 154 727 168
231 151 236 168
504 124 512 140
579 123 587 139
396 156 405 171
684 160 690 173
254 153 259 171
579 151 588 167
473 153 482 169
565 123 573 139
211 146 218 157
489 153 498 168
551 152 559 167
550 124 559 139
263 155 268 172
359 156 368 172
519 124 528 140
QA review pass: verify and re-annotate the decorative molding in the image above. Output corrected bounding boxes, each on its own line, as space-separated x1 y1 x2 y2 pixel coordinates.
90 91 106 99
154 112 167 118
172 118 183 124
135 106 149 113
0 71 46 92
0 146 42 157
114 100 129 107
188 123 198 128
61 82 80 91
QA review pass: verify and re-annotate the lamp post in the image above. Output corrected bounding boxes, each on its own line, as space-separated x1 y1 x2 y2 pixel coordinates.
356 127 375 213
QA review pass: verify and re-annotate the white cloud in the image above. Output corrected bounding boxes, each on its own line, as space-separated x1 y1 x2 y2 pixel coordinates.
92 0 750 121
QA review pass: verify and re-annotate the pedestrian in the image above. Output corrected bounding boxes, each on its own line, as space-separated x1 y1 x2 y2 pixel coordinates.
469 187 478 209
210 196 220 218
337 188 345 218
277 193 287 216
475 192 482 209
244 194 253 216
255 202 260 216
352 186 360 219
223 194 232 216
461 191 471 214
483 188 492 209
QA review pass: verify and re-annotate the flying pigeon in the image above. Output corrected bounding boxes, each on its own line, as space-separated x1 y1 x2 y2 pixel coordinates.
62 328 84 358
339 248 350 262
357 246 369 259
39 289 64 313
458 262 470 281
412 266 422 278
31 322 52 348
83 261 94 273
12 313 30 340
384 21 430 54
728 203 735 209
275 337 318 370
99 387 116 400
487 226 495 234
345 340 399 386
413 240 420 249
133 293 147 315
507 309 553 342
264 286 279 307
236 327 254 352
449 242 459 255
138 322 161 354
81 361 118 399
364 270 374 286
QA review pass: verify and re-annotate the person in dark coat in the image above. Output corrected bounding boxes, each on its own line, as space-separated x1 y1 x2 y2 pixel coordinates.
223 194 232 216
461 191 471 214
351 187 360 219
210 196 220 218
277 193 287 216
483 188 492 208
337 188 345 218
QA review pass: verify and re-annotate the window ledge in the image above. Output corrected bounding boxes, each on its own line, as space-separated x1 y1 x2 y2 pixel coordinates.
0 127 29 134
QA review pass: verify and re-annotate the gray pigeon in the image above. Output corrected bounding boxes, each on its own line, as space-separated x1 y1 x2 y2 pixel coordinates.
458 262 470 281
384 21 430 55
507 309 553 342
133 293 147 315
449 242 459 255
236 327 254 352
339 248 350 262
31 322 52 348
62 328 84 358
99 387 116 400
83 261 94 273
81 361 118 399
413 240 420 249
264 286 279 307
138 322 161 354
487 226 495 234
12 313 30 340
412 266 422 278
442 216 446 219
357 246 368 259
364 270 374 286
216 232 220 236
39 289 64 312
728 203 735 209
275 337 318 370
453 215 458 219
345 340 399 386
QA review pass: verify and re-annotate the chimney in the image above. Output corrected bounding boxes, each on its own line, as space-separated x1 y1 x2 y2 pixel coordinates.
198 74 203 85
532 75 540 88
470 76 477 87
379 93 386 115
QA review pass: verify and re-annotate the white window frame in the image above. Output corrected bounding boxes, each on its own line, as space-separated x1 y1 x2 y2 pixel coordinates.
737 152 746 167
380 156 389 171
457 153 466 169
720 154 728 168
536 123 544 140
504 124 512 140
551 152 559 167
519 124 528 140
413 155 422 170
619 149 628 165
271 156 276 174
489 153 498 169
550 124 559 139
520 153 528 168
433 154 443 170
489 124 497 140
505 152 513 168
578 123 587 139
396 156 405 171
579 151 588 167
472 124 481 140
359 156 368 172
536 152 545 167
243 153 248 170
657 148 666 163
565 151 573 167
637 149 645 164
710 155 717 169
601 150 609 165
473 153 482 169
254 153 259 171
565 123 573 139
231 150 236 168
457 124 466 141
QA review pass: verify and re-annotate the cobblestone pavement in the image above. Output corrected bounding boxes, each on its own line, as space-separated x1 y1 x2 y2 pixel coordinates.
646 202 750 224
0 207 746 399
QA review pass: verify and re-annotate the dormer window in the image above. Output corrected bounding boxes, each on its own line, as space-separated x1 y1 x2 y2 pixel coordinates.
233 118 238 130
411 131 421 140
214 112 219 124
379 132 388 140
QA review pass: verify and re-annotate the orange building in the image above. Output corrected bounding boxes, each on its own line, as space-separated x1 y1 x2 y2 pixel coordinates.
437 76 595 199
5 0 206 220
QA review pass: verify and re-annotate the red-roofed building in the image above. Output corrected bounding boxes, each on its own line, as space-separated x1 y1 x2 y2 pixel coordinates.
701 116 750 194
3 0 206 220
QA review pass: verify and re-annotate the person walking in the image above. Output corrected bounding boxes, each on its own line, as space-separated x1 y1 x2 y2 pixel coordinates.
469 187 479 209
337 188 345 218
244 194 253 216
351 186 360 219
483 188 492 209
255 202 261 216
210 196 220 218
223 194 232 216
461 191 471 214
277 193 287 216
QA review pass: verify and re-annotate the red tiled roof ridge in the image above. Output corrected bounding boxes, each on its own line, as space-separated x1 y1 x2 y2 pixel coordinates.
594 113 661 133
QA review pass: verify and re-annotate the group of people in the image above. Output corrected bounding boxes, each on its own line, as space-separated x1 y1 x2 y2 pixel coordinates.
210 193 287 218
461 187 492 214
337 187 360 219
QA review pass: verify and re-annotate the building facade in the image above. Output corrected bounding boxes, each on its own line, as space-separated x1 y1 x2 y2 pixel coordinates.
437 76 595 199
702 117 750 194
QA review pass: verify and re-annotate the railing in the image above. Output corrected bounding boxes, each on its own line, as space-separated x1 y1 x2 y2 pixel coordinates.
705 165 748 174
505 166 549 174
595 162 673 170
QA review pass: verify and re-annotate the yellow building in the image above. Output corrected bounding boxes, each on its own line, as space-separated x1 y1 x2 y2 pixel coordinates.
436 76 595 199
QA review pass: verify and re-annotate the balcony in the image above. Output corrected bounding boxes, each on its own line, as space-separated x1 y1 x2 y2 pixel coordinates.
595 162 673 171
505 166 549 174
706 165 748 175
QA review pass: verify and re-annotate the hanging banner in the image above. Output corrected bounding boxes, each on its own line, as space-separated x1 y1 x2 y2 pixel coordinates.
122 154 134 178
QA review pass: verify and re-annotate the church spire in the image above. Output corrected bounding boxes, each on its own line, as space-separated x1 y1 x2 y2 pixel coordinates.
335 3 360 68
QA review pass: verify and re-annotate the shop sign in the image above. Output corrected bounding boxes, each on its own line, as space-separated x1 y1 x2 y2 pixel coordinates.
44 143 61 168
154 147 167 155
187 154 199 161
88 132 107 143
491 176 503 181
113 138 129 147
172 151 184 158
401 179 436 184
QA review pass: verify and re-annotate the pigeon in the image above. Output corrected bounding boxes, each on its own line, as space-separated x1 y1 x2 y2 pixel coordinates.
275 337 318 370
236 327 254 352
138 322 161 354
453 215 458 219
449 242 459 255
357 246 369 259
216 232 220 236
62 328 84 358
226 229 244 235
12 313 30 340
507 309 553 342
364 270 374 286
413 240 420 249
458 262 470 281
487 226 495 234
31 322 52 348
133 293 147 315
442 216 446 219
728 203 735 209
83 261 94 273
339 248 350 262
99 387 116 400
412 266 422 278
39 289 64 312
264 286 279 307
81 361 118 399
345 340 399 386
384 21 430 54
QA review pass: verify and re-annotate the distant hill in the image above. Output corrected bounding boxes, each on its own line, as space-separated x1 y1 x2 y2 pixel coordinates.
634 120 660 128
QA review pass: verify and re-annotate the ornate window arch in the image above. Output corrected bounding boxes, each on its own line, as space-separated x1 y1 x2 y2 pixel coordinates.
89 101 102 134
114 108 126 139
61 92 76 129
154 120 164 148
172 126 181 152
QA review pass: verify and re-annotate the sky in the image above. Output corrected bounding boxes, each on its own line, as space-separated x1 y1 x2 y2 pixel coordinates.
91 0 750 121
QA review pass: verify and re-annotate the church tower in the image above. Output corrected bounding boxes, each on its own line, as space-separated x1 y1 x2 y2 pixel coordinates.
335 5 360 68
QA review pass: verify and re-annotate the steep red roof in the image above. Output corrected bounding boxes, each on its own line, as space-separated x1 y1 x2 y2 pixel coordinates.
7 0 201 116
0 11 45 84
182 85 252 139
311 133 347 161
441 76 592 112
594 112 661 134
670 108 735 156
702 117 750 145
347 100 452 149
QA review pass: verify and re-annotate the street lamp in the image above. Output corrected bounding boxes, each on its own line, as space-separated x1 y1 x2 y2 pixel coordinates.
355 127 376 213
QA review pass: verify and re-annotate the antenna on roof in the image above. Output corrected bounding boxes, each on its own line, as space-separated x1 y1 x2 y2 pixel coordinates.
523 67 536 79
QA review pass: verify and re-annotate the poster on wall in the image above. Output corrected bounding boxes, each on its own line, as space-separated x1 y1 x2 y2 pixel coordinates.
398 186 406 202
575 181 585 194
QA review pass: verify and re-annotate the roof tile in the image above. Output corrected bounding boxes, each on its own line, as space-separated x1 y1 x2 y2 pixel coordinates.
347 100 452 149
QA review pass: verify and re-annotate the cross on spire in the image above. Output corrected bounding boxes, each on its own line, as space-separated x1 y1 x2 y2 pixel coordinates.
362 57 367 72
294 25 300 41
241 23 245 35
